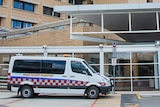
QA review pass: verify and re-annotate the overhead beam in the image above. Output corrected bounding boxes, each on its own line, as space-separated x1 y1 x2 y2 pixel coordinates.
0 44 156 54
0 18 81 37
70 34 132 45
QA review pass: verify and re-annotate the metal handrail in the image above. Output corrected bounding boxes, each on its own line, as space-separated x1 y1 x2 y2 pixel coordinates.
0 64 8 89
0 76 8 90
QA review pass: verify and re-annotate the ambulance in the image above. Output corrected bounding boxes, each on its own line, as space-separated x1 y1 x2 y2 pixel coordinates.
7 56 112 99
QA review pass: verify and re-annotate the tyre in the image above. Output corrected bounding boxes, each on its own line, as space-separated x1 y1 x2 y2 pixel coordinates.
86 86 99 99
21 85 34 98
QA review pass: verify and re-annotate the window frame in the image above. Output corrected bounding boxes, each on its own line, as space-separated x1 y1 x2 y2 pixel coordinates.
12 20 22 29
54 12 61 17
69 0 83 5
23 22 33 28
14 0 23 9
13 60 41 73
71 61 87 74
41 60 66 74
43 6 53 16
12 19 33 29
12 59 66 74
13 0 34 12
24 2 34 12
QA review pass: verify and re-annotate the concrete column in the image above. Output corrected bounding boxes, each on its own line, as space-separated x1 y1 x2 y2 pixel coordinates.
157 46 160 88
99 44 104 75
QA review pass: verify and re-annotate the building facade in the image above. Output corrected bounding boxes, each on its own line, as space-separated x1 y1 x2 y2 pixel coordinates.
0 0 125 46
0 0 69 30
53 1 160 91
0 0 160 91
1 0 160 30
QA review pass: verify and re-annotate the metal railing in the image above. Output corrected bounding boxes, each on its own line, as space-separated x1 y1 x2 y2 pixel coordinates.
0 64 8 90
0 76 7 90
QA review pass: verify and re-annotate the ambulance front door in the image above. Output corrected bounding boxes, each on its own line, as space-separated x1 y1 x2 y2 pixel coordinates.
68 60 89 94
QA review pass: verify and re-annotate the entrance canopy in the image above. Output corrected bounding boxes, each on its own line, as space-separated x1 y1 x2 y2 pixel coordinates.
54 3 160 43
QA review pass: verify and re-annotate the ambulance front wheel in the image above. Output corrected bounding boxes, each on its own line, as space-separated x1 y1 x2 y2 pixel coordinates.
86 86 99 99
21 85 34 98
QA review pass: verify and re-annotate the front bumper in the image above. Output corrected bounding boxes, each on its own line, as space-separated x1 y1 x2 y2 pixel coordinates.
99 86 112 94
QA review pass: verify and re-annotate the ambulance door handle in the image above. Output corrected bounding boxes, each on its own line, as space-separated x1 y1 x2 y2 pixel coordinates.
62 75 67 77
70 76 75 78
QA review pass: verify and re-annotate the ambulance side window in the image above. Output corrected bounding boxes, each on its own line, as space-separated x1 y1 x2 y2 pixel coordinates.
71 61 87 74
13 60 41 73
42 60 66 74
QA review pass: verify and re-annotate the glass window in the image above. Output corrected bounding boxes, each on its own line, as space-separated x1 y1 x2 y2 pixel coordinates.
23 22 33 28
42 60 66 74
115 79 131 91
107 65 130 77
73 53 99 73
43 6 53 16
0 0 3 5
116 52 130 64
75 0 83 4
13 60 41 73
14 0 23 9
71 61 87 74
147 0 152 3
132 52 155 63
133 78 155 91
105 52 130 64
132 64 154 76
69 0 83 4
12 20 33 29
0 18 1 26
12 20 22 29
24 3 34 12
54 12 61 17
14 0 34 12
69 0 73 4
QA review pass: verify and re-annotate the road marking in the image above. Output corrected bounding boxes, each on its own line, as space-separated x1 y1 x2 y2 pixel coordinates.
90 99 98 107
4 98 23 106
125 103 139 107
91 96 120 107
136 93 141 99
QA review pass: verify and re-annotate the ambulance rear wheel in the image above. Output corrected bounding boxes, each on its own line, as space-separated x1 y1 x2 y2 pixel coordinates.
21 85 34 98
86 86 99 99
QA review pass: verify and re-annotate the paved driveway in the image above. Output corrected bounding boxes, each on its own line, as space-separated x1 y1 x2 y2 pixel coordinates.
121 92 160 107
0 91 121 107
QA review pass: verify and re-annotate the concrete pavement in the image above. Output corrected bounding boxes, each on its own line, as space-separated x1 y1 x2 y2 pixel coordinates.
1 90 160 107
0 90 121 107
92 93 121 107
119 91 160 107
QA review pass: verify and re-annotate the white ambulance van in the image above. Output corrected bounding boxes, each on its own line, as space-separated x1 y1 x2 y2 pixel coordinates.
8 56 112 99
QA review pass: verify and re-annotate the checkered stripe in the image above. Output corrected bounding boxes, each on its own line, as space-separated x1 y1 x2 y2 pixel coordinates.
10 77 89 86
10 77 106 87
69 80 88 86
99 82 106 86
10 78 68 86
